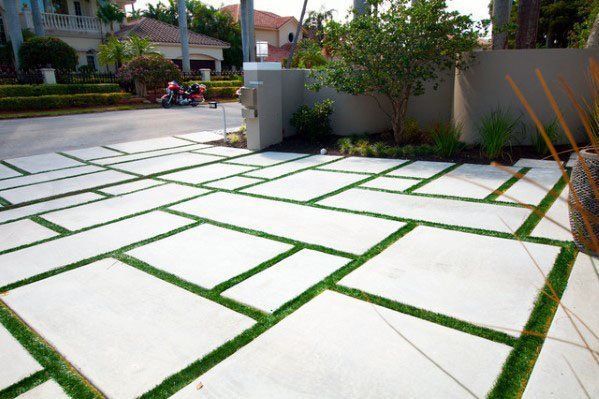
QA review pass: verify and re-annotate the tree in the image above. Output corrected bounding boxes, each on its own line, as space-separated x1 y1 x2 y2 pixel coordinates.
537 0 590 48
313 0 478 144
492 0 513 49
19 36 78 71
96 1 126 34
515 0 541 48
127 35 158 57
98 35 129 69
142 0 178 25
292 40 327 68
304 8 334 45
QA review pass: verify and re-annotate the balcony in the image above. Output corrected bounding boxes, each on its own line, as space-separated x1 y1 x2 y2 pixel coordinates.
41 13 103 35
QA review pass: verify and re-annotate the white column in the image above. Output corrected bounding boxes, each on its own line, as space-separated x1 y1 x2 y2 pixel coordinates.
215 60 222 73
40 68 57 84
200 68 211 81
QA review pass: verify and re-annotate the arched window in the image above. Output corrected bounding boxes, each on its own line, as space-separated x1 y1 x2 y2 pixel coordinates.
288 32 294 43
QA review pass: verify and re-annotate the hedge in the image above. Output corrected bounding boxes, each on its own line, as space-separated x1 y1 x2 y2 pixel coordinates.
0 84 122 98
205 86 238 100
0 92 131 111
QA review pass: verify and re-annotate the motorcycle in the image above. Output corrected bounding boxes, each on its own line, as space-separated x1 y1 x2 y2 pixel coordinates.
161 81 206 108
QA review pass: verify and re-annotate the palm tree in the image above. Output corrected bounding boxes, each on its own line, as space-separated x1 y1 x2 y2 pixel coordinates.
96 1 126 34
286 0 308 69
177 0 190 72
515 0 541 48
30 0 46 36
4 0 23 69
492 0 512 49
98 35 129 69
127 35 158 57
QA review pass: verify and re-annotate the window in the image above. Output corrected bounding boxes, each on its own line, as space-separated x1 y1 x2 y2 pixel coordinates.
0 18 6 45
86 53 96 71
288 32 294 43
74 1 82 16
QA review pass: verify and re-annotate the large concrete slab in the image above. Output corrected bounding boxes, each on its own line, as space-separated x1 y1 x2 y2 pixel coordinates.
175 130 224 143
340 226 560 336
0 170 134 204
128 224 292 289
112 153 222 176
499 168 562 205
0 165 103 191
5 153 83 173
0 219 58 252
387 160 454 179
194 146 253 157
16 380 69 399
99 179 163 196
171 192 403 255
244 155 342 179
3 258 254 399
62 146 122 161
41 184 206 231
204 176 262 190
172 290 511 399
0 164 20 180
319 188 531 233
415 164 514 199
523 253 599 398
228 151 307 166
223 249 350 313
319 156 407 174
361 176 418 192
0 193 103 224
106 136 192 153
161 163 255 185
242 170 365 201
0 323 42 391
92 143 211 166
514 158 562 169
530 187 572 241
0 211 191 287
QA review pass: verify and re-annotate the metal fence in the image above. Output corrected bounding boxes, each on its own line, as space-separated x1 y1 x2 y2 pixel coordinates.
0 70 43 85
55 71 118 84
181 70 243 82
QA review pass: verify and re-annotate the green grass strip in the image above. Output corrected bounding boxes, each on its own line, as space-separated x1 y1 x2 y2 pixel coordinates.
516 177 568 238
0 303 102 399
488 244 578 399
0 370 48 399
485 167 529 201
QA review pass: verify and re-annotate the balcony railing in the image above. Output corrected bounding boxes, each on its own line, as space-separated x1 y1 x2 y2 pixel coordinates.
42 13 102 34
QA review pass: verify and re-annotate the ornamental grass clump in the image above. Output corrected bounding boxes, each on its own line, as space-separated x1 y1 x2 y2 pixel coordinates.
431 121 464 158
531 119 561 155
479 108 520 159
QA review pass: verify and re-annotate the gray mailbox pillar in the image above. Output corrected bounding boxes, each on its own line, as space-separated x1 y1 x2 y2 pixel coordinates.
240 62 283 151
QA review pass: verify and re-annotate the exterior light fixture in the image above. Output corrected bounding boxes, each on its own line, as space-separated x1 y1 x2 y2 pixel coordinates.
256 41 269 62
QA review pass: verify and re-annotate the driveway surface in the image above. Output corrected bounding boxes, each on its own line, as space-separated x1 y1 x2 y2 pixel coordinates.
0 103 243 159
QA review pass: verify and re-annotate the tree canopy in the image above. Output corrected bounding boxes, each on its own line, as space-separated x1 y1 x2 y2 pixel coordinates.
312 0 478 144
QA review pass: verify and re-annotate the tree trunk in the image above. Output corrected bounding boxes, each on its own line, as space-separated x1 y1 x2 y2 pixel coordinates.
177 0 190 73
515 0 540 49
492 0 512 49
586 12 599 48
5 0 23 69
391 98 409 145
286 0 308 69
30 0 46 36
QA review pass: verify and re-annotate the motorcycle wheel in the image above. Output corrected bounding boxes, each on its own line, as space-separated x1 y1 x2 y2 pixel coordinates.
161 98 173 109
190 102 198 107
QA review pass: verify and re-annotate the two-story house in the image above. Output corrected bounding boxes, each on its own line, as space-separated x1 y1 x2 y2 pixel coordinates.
220 4 303 63
0 0 229 72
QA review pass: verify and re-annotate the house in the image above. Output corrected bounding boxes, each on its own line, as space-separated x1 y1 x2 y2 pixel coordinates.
220 4 302 62
0 0 228 72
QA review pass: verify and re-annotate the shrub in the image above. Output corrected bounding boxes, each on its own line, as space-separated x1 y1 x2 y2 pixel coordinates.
531 119 561 155
204 86 238 100
117 55 182 90
479 109 520 159
338 137 353 154
431 121 464 158
19 37 78 71
0 84 121 98
290 99 334 142
0 92 130 111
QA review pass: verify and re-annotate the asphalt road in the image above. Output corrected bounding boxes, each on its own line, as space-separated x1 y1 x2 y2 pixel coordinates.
0 102 244 159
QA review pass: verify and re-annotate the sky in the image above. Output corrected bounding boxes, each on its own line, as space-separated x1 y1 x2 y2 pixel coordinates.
132 0 490 23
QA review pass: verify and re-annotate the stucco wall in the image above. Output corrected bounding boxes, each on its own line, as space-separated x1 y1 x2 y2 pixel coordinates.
277 19 299 47
255 29 278 47
157 44 224 61
454 48 599 144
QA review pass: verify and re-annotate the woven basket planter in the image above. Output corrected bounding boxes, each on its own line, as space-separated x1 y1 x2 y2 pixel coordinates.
568 148 599 256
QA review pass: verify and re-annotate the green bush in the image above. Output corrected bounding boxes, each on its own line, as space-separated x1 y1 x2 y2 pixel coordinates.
202 80 242 88
337 136 434 158
0 84 121 98
479 108 520 159
291 99 335 142
0 92 131 111
19 37 78 71
531 119 561 155
431 121 464 158
204 86 238 100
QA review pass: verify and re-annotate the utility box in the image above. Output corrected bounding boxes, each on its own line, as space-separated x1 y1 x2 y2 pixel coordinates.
239 87 257 109
241 62 283 151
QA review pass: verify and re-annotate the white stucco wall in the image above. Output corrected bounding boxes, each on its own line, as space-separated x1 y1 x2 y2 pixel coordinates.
255 29 278 47
277 19 300 47
156 43 224 61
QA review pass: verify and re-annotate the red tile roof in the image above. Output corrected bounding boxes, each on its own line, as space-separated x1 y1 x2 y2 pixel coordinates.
117 18 230 48
221 4 295 30
264 43 292 62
